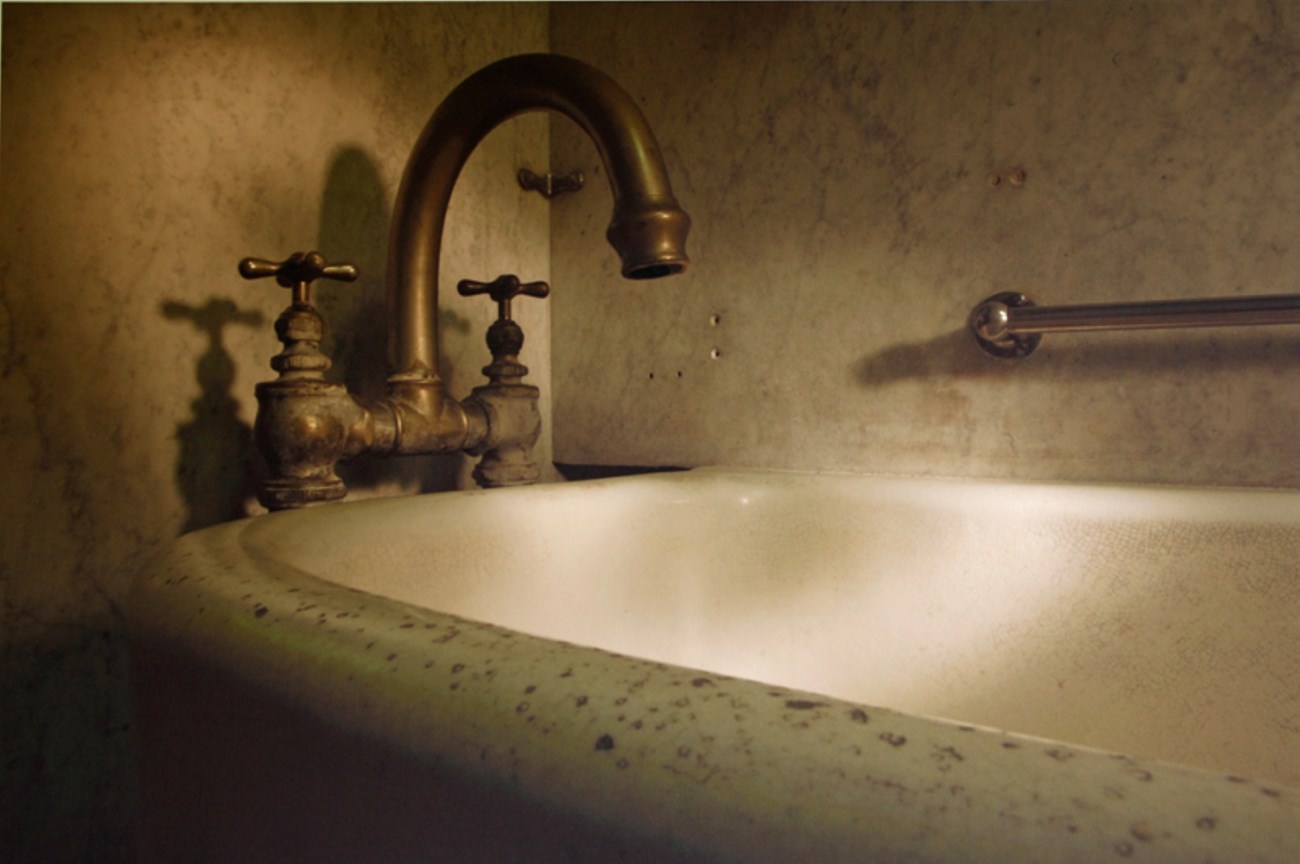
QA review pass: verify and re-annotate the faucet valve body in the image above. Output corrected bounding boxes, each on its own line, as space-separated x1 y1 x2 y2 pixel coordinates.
242 252 391 509
458 274 549 487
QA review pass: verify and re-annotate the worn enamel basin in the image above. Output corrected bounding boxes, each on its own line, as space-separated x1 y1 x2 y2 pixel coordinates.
128 468 1300 862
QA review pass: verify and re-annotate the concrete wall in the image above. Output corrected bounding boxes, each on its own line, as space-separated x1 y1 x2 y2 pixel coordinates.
551 1 1300 488
6 1 1300 859
0 5 549 859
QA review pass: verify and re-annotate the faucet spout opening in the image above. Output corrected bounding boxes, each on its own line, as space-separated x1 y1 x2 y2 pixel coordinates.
387 53 690 380
608 203 691 280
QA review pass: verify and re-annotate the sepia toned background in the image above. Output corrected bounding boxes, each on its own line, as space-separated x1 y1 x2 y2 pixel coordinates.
3 3 1298 859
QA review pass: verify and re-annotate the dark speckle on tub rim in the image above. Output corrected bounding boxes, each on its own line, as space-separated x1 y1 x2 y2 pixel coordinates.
934 745 964 763
153 497 1300 864
785 699 828 711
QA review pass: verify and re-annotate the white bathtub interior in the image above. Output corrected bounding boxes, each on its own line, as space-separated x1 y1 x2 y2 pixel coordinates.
233 467 1299 786
129 467 1300 863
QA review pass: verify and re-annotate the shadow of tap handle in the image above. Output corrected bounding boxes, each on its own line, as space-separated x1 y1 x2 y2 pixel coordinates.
161 298 266 531
162 298 264 394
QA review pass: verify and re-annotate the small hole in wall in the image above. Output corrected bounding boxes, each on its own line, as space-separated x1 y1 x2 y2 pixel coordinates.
709 313 721 327
710 348 722 360
648 372 654 380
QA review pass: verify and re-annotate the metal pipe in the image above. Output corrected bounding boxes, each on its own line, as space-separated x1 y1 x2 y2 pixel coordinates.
387 54 690 382
969 291 1300 358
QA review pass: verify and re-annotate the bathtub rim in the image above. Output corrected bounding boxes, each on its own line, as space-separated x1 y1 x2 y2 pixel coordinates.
127 466 1300 863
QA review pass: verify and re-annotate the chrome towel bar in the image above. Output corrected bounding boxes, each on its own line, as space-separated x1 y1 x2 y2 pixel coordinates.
968 291 1300 358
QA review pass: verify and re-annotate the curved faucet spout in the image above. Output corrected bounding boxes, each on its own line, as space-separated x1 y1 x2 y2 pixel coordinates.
386 53 691 380
243 55 691 506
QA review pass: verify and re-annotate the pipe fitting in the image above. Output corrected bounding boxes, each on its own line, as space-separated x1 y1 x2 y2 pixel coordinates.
253 378 377 509
385 377 487 456
462 383 542 487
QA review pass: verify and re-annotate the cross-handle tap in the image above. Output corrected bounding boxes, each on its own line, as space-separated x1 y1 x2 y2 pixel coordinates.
239 251 361 379
455 274 550 488
458 274 549 386
457 274 551 321
239 251 359 305
239 251 394 509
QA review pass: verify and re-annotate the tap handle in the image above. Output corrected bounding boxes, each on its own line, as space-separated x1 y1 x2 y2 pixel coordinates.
457 274 550 321
239 251 359 305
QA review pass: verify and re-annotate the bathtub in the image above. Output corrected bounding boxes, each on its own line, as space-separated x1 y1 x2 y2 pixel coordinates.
128 468 1299 862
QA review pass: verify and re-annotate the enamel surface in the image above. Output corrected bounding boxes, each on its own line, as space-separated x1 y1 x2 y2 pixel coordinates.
130 469 1300 862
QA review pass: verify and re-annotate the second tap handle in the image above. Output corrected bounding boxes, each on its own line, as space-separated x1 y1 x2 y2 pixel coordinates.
457 274 550 320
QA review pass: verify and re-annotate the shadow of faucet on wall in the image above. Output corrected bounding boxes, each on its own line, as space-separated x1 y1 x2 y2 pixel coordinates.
161 298 264 532
316 145 468 495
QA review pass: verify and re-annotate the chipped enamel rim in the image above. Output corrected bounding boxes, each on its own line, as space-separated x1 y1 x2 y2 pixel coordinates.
129 475 1300 863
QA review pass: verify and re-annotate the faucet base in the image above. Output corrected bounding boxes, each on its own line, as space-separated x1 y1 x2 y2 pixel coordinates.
473 447 541 488
258 473 348 510
254 377 377 510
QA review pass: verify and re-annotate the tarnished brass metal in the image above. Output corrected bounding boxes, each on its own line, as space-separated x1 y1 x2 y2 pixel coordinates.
242 55 691 508
388 53 690 381
241 253 394 509
239 251 358 305
457 274 549 384
517 167 585 199
457 274 551 323
457 274 550 488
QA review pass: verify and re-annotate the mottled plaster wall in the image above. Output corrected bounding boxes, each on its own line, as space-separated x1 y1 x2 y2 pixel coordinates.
0 5 548 860
550 1 1300 487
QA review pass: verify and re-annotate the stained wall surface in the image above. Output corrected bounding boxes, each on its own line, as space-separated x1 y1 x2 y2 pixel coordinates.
0 5 549 859
8 1 1300 860
550 2 1300 488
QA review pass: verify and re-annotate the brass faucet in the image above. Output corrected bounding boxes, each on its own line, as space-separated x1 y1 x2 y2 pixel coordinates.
241 55 690 510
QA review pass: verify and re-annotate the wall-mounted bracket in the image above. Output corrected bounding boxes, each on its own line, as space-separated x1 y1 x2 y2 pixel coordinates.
518 168 584 199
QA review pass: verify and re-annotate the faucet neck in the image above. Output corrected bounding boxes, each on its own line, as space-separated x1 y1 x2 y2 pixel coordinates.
385 53 689 381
